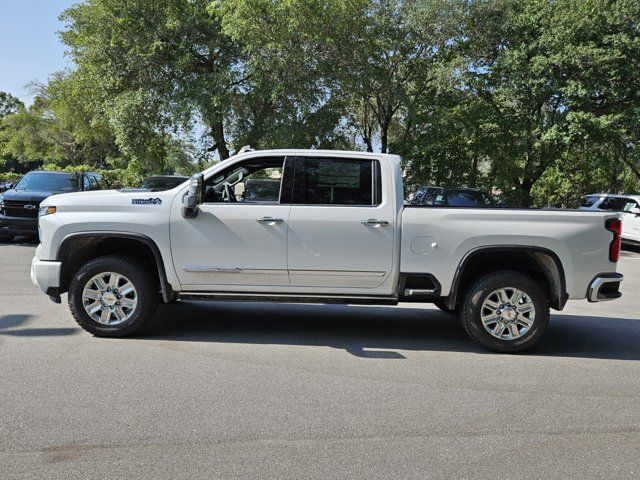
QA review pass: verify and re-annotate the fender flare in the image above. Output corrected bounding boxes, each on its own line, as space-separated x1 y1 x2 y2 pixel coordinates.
446 245 568 311
57 231 175 303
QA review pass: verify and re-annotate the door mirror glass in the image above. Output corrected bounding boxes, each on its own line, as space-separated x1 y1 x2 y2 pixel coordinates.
182 173 204 218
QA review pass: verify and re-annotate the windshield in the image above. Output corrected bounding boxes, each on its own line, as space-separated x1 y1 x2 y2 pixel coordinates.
14 172 81 192
140 176 188 191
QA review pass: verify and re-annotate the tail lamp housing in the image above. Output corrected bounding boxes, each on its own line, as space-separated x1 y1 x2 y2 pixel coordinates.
605 218 622 262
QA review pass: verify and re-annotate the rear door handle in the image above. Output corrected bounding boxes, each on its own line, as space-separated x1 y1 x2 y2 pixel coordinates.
256 216 284 225
361 218 389 227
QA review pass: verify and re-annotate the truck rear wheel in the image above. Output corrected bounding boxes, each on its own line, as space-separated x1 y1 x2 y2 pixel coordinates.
68 255 158 337
460 271 549 353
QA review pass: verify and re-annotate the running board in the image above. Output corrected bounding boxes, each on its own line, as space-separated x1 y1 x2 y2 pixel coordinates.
403 288 436 297
178 292 398 305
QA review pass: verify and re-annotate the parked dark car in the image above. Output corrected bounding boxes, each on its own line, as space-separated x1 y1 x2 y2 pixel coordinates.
139 175 188 191
0 170 101 241
408 186 504 207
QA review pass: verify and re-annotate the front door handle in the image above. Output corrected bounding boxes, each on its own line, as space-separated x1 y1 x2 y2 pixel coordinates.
361 218 389 227
256 216 284 225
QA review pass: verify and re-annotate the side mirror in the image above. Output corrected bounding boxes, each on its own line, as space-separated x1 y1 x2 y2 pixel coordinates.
182 173 204 218
631 207 640 216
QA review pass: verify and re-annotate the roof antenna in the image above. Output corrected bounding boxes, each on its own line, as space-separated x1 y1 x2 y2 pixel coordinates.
238 145 254 154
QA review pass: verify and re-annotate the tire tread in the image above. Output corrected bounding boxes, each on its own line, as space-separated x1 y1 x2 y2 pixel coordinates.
460 270 549 353
68 254 158 337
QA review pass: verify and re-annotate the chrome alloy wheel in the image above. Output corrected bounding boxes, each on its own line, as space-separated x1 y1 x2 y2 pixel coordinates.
82 272 138 325
480 287 535 340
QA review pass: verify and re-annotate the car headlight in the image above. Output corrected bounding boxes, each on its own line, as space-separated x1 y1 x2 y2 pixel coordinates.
38 205 57 217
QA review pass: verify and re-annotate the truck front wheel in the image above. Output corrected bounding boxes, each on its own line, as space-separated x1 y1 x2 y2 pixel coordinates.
460 271 549 353
68 255 158 337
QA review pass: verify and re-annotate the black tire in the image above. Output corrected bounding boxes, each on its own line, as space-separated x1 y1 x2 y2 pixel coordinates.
68 255 159 337
460 270 549 353
0 233 14 243
433 299 458 315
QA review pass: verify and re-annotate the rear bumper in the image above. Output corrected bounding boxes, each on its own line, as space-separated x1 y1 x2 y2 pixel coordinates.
587 273 623 302
0 214 38 236
31 255 62 303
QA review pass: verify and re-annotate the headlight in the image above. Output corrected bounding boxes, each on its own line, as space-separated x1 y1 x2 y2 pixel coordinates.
38 205 57 217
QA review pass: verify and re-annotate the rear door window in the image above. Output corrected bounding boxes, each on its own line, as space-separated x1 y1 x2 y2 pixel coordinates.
292 157 379 206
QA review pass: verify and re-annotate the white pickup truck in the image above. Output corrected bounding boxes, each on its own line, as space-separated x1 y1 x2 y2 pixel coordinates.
31 149 624 352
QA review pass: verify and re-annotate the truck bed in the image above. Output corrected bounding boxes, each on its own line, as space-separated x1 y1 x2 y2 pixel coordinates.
401 206 618 299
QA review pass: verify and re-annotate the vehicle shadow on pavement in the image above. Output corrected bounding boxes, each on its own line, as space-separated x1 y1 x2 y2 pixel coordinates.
0 236 39 248
142 301 640 361
0 314 78 337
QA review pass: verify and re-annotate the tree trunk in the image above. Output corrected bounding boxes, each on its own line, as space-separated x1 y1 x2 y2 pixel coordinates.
470 154 478 188
610 154 621 192
380 119 389 154
519 179 534 208
210 120 230 160
365 139 373 153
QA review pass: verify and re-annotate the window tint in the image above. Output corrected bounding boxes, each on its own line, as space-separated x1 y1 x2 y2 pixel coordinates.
421 188 445 206
15 172 81 192
292 157 377 206
622 200 640 212
445 190 496 207
204 157 284 204
140 176 188 191
599 197 629 212
580 195 600 208
407 186 428 205
86 176 99 190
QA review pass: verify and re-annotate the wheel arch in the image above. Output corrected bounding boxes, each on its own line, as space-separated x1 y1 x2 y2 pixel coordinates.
446 246 568 311
56 231 175 303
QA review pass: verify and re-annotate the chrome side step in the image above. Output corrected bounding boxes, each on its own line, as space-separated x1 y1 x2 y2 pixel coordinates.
178 292 398 305
403 288 436 297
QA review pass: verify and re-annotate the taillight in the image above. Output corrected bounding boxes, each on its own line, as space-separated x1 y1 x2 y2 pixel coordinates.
605 218 622 262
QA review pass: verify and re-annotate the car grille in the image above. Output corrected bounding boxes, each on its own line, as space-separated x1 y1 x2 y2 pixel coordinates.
2 200 40 218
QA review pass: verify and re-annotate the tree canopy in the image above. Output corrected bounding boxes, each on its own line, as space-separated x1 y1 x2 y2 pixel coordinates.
1 0 638 205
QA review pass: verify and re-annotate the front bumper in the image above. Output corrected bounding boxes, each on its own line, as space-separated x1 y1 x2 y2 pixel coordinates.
587 273 623 302
31 255 63 303
0 214 38 236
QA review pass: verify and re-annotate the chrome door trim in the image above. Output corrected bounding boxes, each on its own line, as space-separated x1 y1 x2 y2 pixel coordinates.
182 266 242 273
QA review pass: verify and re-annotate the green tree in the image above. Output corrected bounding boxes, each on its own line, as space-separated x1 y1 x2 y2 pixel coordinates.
0 92 23 118
61 0 242 160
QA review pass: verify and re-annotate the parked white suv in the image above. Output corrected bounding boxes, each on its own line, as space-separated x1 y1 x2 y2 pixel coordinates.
31 149 624 352
579 193 640 245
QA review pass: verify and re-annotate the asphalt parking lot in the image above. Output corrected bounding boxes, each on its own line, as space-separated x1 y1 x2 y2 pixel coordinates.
1 240 639 479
